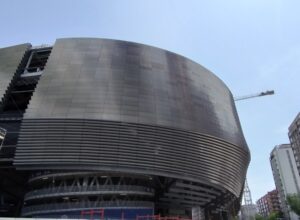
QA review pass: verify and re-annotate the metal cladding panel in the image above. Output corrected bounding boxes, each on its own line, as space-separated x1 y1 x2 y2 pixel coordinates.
0 44 30 104
16 119 248 197
23 38 247 149
15 38 250 197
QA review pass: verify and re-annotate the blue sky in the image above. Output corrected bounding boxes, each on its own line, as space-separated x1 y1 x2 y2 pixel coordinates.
1 0 299 202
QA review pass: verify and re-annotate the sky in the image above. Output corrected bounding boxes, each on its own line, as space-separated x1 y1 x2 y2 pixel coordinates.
1 0 300 202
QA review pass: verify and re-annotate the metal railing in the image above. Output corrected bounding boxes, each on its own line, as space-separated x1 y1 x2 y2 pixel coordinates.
25 185 154 200
22 201 154 216
31 44 52 49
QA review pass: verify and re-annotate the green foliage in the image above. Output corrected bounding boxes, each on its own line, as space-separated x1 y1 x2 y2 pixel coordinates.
287 194 300 216
255 214 266 220
255 212 282 220
267 211 281 220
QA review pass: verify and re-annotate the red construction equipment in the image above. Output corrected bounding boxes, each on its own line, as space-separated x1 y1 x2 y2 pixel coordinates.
80 209 104 220
136 214 192 220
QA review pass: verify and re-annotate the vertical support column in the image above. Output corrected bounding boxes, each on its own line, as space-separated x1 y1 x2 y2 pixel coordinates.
192 207 205 220
0 127 6 150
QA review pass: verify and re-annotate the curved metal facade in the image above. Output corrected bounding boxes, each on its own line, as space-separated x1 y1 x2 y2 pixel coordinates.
11 38 250 217
19 38 247 148
0 44 30 105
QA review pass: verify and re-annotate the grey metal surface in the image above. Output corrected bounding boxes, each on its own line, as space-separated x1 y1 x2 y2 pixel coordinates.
0 44 31 105
22 38 247 148
14 38 250 201
15 118 248 198
24 185 154 201
22 201 154 217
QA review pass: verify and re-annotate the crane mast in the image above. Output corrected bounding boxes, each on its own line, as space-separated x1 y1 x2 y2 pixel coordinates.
235 89 274 219
243 179 253 205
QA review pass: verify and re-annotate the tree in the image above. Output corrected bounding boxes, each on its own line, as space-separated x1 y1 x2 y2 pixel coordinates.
255 214 266 220
287 194 300 216
267 211 282 220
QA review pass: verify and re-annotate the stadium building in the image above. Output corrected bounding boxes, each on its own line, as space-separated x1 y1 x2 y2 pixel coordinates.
0 38 250 219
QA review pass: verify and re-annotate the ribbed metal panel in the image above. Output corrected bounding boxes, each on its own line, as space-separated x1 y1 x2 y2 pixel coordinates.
13 38 250 213
15 118 248 197
22 201 154 217
22 38 248 149
0 44 31 105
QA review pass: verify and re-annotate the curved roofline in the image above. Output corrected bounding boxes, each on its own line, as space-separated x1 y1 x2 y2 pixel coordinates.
56 37 232 93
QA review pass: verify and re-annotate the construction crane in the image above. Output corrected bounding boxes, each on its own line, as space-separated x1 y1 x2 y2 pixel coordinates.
243 179 253 205
241 179 257 220
234 90 275 219
234 90 274 101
